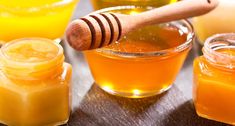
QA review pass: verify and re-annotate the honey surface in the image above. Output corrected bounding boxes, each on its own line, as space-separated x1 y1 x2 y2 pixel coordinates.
217 48 235 56
5 40 58 62
106 25 187 52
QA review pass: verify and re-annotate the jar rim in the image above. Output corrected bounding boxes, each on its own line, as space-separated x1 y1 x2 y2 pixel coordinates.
0 38 64 68
203 33 235 69
90 6 194 57
0 0 78 12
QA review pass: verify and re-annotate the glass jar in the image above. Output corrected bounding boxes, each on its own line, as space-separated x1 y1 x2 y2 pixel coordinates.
0 38 72 126
192 0 235 44
90 0 177 10
0 0 79 42
193 33 235 125
84 6 194 98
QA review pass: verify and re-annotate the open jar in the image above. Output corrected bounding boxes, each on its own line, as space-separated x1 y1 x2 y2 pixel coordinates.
0 38 72 126
193 33 235 125
0 0 79 42
84 6 194 98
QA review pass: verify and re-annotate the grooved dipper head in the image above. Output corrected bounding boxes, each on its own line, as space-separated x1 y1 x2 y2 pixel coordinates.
65 19 92 51
65 13 122 51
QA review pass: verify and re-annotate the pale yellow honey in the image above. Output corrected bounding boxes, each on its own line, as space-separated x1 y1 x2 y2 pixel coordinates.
0 38 72 126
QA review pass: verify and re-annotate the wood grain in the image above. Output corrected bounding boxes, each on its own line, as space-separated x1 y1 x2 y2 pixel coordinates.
66 0 218 51
68 84 228 126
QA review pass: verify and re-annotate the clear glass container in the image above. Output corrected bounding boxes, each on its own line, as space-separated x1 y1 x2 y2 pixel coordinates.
90 0 177 10
0 0 79 42
193 33 235 125
84 6 194 98
0 38 72 126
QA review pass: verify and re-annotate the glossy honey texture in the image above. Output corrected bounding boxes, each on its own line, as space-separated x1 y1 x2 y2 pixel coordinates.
0 38 72 126
0 0 79 42
84 7 192 98
193 48 235 125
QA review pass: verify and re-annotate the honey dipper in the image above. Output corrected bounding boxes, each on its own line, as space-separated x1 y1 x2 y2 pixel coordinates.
66 0 219 51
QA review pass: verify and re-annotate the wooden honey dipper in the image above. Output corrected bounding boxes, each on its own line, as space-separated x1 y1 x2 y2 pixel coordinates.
66 0 219 51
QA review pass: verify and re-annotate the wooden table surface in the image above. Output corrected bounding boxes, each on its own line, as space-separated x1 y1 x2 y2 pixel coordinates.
0 1 230 126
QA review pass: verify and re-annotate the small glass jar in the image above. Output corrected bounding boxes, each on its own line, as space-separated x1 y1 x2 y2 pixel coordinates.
90 0 177 10
193 33 235 125
193 0 235 44
0 0 79 42
0 38 72 126
84 6 194 98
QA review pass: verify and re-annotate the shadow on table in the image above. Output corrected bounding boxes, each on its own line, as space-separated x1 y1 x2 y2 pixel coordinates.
68 83 230 126
181 40 202 70
161 100 229 126
68 83 167 126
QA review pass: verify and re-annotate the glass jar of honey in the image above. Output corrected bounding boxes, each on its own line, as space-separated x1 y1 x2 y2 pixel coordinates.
0 38 72 126
84 6 194 98
0 0 79 42
193 0 235 44
193 33 235 125
90 0 177 10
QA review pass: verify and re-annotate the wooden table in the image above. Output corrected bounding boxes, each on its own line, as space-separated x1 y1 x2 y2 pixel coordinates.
0 1 230 126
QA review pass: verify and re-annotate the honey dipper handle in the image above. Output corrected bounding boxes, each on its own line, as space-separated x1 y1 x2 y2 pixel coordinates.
133 0 219 26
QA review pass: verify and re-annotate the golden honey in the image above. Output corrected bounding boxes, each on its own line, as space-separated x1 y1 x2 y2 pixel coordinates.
90 0 177 10
84 6 194 98
0 38 72 126
0 0 79 42
193 0 235 44
193 33 235 125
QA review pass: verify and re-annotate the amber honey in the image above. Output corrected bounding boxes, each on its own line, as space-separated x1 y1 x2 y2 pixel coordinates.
193 33 235 125
84 6 194 98
90 0 177 10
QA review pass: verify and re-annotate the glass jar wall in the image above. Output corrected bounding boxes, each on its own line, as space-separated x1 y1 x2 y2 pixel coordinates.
193 33 235 125
0 38 72 126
